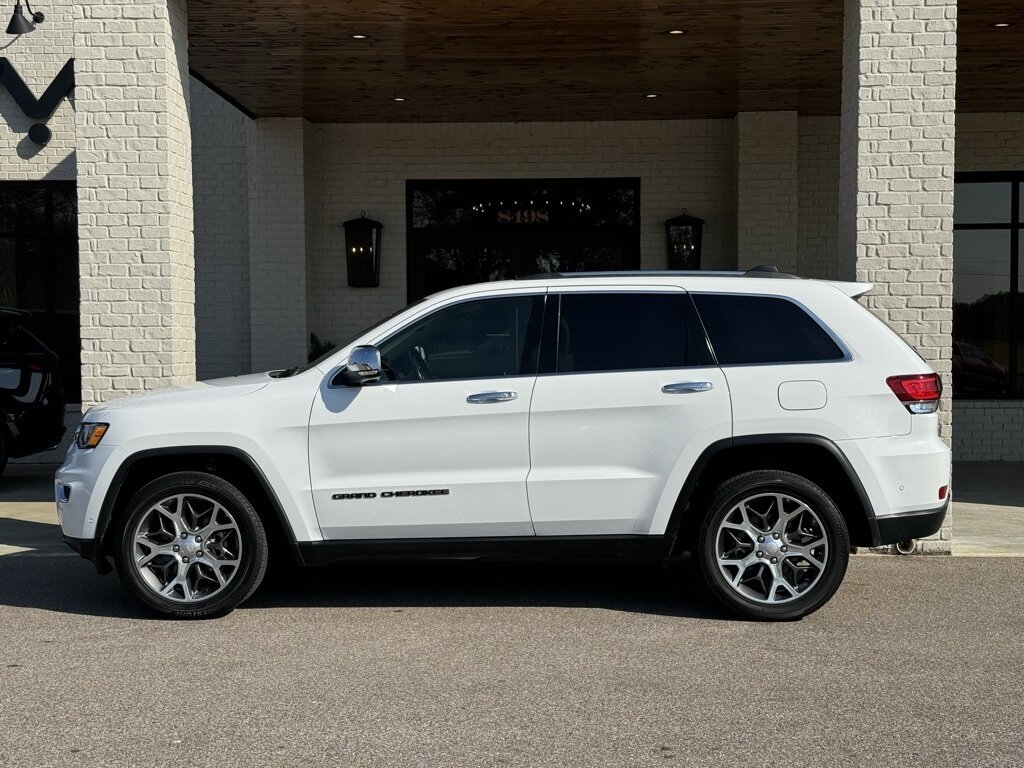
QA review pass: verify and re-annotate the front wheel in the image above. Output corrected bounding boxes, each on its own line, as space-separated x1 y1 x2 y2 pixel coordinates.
114 472 268 618
697 470 849 621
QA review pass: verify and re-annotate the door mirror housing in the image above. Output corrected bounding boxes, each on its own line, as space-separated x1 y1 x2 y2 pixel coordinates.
335 345 382 386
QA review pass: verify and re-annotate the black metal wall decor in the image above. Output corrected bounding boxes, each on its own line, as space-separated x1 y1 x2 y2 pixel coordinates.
664 209 704 270
0 57 73 146
343 212 383 288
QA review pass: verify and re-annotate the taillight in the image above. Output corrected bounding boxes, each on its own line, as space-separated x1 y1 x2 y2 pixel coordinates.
886 373 942 414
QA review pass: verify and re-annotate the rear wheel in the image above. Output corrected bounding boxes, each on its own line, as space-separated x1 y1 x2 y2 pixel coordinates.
697 470 849 620
114 472 268 618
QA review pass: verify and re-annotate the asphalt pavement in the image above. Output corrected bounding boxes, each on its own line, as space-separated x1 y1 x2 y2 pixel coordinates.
1 541 1023 767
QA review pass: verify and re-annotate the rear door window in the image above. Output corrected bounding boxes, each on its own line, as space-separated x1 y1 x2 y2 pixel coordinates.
551 292 711 373
691 294 846 365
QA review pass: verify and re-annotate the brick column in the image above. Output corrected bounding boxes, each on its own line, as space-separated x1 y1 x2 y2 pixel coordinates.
737 111 799 273
247 118 309 372
839 0 956 552
74 0 195 405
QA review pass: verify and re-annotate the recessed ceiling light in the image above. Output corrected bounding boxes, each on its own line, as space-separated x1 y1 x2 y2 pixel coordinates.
352 33 368 39
991 22 1012 28
393 97 406 102
668 29 687 35
644 93 659 98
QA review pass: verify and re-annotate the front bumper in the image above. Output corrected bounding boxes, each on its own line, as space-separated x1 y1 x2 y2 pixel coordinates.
55 443 124 544
873 498 949 545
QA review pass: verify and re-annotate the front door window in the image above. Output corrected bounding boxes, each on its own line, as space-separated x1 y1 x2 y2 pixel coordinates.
378 295 544 381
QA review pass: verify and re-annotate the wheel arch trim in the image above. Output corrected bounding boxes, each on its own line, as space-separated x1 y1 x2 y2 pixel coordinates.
666 434 881 549
91 445 299 572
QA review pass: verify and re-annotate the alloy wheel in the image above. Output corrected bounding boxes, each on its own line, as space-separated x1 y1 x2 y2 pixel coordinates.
131 493 243 603
715 492 829 605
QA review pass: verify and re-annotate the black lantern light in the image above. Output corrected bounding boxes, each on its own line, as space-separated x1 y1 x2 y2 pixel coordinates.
6 1 44 35
664 209 704 270
343 211 382 288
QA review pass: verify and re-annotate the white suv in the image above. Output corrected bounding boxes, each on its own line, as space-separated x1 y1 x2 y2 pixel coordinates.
56 269 951 620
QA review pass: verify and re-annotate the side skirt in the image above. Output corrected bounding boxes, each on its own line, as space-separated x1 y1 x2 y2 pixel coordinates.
295 535 672 567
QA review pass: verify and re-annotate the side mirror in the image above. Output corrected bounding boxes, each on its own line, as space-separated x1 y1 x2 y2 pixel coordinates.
334 345 382 386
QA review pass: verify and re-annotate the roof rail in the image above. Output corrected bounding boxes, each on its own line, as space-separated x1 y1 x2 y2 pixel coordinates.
516 268 801 280
742 265 799 279
516 270 745 280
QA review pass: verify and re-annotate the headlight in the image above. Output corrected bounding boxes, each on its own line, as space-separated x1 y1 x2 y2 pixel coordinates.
75 422 109 449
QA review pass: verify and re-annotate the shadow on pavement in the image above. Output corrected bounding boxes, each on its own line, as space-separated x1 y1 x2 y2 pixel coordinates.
0 516 68 554
245 558 728 619
952 461 1024 508
0 545 727 621
0 464 57 502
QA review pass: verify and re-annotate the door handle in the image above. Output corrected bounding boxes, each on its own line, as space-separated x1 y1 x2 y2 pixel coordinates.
662 381 714 394
467 390 519 404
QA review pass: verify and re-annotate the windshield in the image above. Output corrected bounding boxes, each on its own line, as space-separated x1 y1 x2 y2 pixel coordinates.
277 299 430 377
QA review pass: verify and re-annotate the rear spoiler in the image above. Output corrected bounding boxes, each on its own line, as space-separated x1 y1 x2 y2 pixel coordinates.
825 281 873 299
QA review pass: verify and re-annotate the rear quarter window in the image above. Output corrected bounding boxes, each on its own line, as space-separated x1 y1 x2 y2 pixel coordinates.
692 294 846 365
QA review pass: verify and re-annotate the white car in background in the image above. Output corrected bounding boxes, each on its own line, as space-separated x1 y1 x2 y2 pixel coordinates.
56 268 950 620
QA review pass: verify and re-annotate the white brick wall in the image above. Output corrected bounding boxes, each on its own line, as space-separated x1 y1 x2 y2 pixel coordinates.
247 118 308 371
190 77 251 379
305 119 738 344
737 111 799 273
0 0 75 181
839 0 958 552
74 0 195 406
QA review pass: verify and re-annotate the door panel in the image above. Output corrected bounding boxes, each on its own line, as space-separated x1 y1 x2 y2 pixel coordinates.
527 368 731 535
526 290 732 536
308 292 545 540
309 377 537 539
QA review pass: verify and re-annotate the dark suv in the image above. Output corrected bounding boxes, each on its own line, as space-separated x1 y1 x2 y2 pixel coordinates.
0 308 65 476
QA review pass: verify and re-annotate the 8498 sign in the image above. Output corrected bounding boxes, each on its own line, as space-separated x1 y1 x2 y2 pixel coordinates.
497 208 550 224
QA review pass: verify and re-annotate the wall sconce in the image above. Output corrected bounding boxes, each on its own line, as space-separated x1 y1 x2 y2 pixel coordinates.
343 212 383 288
664 209 704 270
6 1 44 35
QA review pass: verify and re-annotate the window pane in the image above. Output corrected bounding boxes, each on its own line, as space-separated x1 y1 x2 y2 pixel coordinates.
555 293 695 373
379 296 542 381
692 294 845 365
952 230 1011 399
533 245 630 274
0 183 80 402
1018 231 1024 398
954 182 1012 225
0 186 46 234
421 246 516 297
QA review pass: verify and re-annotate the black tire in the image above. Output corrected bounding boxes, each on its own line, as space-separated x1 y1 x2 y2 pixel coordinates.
114 471 268 619
697 470 849 621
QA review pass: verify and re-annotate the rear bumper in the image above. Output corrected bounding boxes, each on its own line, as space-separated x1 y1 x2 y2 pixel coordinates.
872 499 949 545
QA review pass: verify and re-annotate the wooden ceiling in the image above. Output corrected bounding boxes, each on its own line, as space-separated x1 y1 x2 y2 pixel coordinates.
188 0 1024 122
